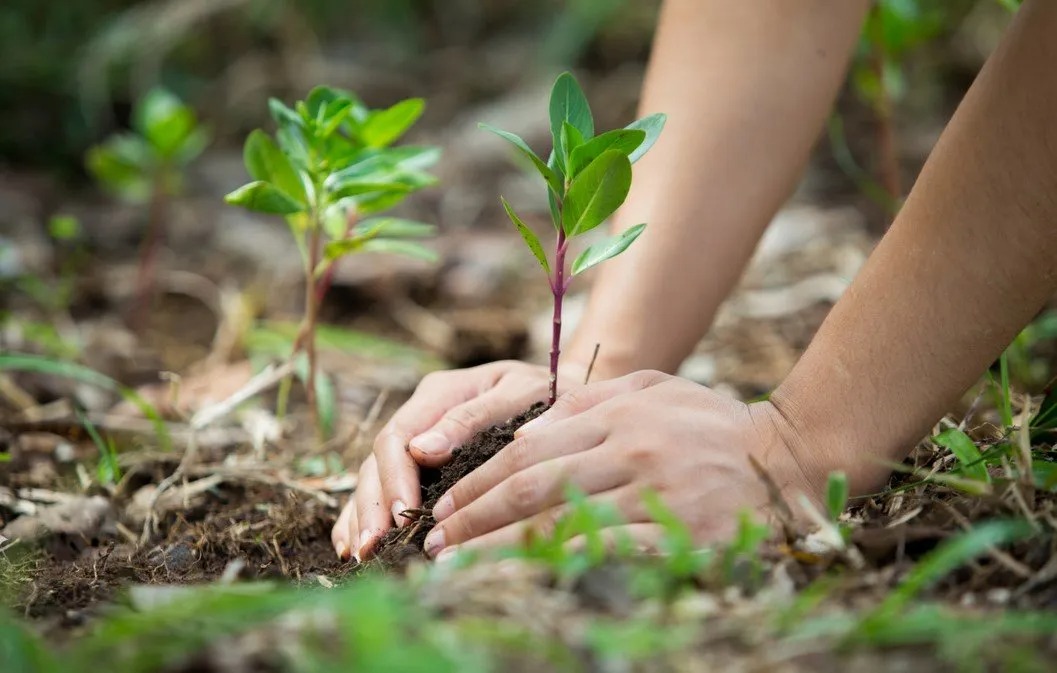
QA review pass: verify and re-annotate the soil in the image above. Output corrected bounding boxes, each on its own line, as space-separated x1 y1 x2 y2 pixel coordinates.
11 484 355 635
372 403 547 568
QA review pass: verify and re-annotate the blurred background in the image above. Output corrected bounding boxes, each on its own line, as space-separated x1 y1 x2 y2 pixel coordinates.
0 0 1044 439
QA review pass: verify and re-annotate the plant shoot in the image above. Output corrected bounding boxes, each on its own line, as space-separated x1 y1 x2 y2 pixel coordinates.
225 86 440 433
481 72 665 404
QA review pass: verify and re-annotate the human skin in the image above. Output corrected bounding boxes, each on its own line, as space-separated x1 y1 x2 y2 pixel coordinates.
420 0 1057 558
333 0 871 561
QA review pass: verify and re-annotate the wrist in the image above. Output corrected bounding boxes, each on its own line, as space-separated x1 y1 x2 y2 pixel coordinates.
763 380 894 499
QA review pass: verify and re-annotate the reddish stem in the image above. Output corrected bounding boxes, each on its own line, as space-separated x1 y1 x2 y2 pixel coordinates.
131 172 168 331
549 228 568 406
315 212 358 306
303 227 322 432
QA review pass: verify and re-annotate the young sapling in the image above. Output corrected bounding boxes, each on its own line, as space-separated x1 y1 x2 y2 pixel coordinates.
481 72 665 404
86 88 209 327
225 86 439 434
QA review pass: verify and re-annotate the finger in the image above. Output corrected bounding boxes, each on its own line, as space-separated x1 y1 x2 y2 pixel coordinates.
375 367 505 527
430 484 653 558
515 370 667 437
408 375 547 467
562 523 667 556
353 456 389 561
431 413 609 521
331 498 357 561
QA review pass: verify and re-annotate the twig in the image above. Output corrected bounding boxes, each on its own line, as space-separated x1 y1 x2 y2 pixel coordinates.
583 343 601 385
189 361 295 430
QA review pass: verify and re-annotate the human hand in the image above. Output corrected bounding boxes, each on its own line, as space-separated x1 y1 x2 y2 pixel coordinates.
331 359 588 561
421 370 838 559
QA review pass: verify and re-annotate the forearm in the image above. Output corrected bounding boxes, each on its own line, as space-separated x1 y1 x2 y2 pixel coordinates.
770 0 1057 493
567 0 868 377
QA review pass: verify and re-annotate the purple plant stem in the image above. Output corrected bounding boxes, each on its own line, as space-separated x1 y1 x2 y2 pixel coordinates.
549 228 568 406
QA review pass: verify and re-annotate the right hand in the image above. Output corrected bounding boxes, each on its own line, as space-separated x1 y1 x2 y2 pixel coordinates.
331 360 587 562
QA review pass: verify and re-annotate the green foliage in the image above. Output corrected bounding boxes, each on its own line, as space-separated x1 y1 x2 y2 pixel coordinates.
483 72 665 403
825 470 850 521
86 88 207 202
861 519 1034 627
79 411 122 486
933 427 991 484
484 72 665 276
225 85 438 274
226 86 438 436
0 353 168 450
512 487 627 582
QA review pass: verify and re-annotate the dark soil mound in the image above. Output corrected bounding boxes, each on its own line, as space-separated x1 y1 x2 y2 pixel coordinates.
373 403 546 567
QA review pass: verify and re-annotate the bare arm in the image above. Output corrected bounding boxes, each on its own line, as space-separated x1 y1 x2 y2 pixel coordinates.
567 0 869 377
771 0 1057 494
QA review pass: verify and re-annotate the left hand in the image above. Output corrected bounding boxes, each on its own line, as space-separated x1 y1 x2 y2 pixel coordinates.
422 370 831 559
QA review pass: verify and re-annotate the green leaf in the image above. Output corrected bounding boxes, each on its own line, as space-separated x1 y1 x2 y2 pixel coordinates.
868 520 1034 621
354 218 436 239
571 223 644 275
569 129 646 176
625 113 666 163
934 428 991 484
479 124 563 196
360 239 438 262
561 120 585 166
243 130 306 204
825 471 849 521
362 98 425 148
501 197 550 274
134 88 198 159
1031 384 1057 440
550 72 594 174
224 181 305 215
562 150 632 236
0 354 168 450
268 98 304 130
85 135 153 202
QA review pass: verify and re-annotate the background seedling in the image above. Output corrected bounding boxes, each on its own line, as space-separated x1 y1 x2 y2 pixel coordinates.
482 72 665 404
86 88 208 327
225 86 440 435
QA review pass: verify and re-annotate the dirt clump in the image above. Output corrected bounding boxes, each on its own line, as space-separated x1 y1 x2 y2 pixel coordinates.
372 403 546 567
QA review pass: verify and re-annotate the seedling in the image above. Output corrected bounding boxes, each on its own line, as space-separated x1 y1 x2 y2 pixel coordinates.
225 86 439 432
481 72 665 404
86 88 209 326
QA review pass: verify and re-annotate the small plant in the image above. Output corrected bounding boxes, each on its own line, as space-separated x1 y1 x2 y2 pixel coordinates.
225 86 439 433
86 88 208 326
481 72 665 404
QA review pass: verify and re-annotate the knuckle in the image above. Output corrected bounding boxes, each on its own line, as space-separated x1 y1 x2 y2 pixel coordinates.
502 436 532 472
443 401 489 433
508 472 543 515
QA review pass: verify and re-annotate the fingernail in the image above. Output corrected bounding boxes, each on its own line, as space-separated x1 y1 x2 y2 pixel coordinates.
391 500 408 528
436 545 459 563
424 528 446 557
410 431 450 456
432 494 455 521
335 541 348 560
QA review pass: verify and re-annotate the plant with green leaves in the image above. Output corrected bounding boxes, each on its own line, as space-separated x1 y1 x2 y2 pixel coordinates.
225 86 439 432
86 88 208 325
481 72 665 404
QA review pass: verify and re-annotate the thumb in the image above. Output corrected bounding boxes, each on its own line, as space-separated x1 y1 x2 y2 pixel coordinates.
515 370 665 437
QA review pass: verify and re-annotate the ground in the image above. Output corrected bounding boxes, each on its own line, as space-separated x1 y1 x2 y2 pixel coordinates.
3 6 1057 668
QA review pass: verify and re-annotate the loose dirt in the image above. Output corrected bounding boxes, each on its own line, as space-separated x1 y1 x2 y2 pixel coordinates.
372 403 547 567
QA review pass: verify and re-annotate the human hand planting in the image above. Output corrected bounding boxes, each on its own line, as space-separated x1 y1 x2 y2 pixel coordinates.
331 359 589 561
419 371 850 559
